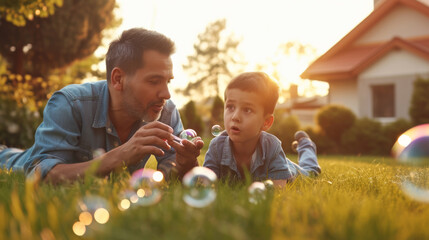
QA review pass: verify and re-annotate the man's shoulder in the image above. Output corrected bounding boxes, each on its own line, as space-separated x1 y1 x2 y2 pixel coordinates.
58 80 107 100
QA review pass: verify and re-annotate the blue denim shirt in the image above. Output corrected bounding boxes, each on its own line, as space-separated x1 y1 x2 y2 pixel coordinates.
0 80 183 178
203 131 301 181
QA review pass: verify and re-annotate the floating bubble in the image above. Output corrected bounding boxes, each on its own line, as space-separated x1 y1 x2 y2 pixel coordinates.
248 181 267 204
92 148 105 158
211 125 222 137
182 166 217 208
129 168 163 206
392 124 429 203
263 179 274 190
180 129 198 141
74 195 110 236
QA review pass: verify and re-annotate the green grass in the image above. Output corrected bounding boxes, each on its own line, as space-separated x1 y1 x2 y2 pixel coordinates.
1 155 429 240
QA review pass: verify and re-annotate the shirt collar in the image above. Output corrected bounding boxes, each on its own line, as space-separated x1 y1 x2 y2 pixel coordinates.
221 135 266 175
92 81 110 128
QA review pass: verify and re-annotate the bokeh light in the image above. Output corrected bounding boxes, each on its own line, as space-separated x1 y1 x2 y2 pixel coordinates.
392 124 429 203
129 168 163 206
72 221 86 236
248 181 267 204
211 125 222 137
74 195 110 236
182 166 217 208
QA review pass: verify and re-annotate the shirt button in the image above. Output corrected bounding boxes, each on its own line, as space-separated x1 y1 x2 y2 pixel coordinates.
107 128 112 133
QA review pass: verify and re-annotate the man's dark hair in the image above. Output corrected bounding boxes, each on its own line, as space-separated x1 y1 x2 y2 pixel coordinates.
105 28 175 82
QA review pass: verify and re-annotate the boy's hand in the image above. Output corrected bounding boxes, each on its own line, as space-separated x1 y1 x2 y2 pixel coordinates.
168 137 204 177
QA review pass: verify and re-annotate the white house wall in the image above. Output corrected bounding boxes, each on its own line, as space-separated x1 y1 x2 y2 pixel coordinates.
358 49 429 122
329 79 359 115
355 6 429 45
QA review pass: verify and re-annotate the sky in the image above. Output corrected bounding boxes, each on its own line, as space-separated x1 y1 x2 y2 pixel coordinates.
109 0 374 107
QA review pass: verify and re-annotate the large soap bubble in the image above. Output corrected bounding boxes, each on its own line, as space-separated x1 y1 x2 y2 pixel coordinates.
392 123 429 203
129 168 164 206
182 166 217 208
180 129 198 141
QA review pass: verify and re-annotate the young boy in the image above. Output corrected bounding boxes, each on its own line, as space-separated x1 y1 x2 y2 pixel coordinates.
203 72 321 186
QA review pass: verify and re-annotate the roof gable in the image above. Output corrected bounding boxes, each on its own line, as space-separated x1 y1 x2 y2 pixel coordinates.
301 0 429 81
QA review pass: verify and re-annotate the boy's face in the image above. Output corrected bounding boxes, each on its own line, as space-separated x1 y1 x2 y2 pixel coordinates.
224 88 273 144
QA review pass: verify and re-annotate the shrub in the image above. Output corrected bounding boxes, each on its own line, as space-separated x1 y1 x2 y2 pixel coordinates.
409 77 429 125
304 127 337 155
341 118 388 155
382 118 413 155
269 114 300 154
316 104 356 145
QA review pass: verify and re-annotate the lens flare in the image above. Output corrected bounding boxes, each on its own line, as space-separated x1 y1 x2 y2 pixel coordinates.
392 124 429 203
75 195 110 235
182 166 217 208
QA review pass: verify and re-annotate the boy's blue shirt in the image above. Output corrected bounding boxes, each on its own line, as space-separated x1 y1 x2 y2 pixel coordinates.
203 131 299 181
0 80 183 178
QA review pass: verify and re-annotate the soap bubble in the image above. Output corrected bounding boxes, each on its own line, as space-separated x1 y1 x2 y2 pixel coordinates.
183 166 217 208
248 181 267 204
211 125 222 137
180 129 197 141
73 195 110 236
263 179 274 190
392 124 429 203
129 168 163 206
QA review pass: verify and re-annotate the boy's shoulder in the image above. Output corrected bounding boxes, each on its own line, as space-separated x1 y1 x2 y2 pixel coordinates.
259 131 283 153
208 131 229 148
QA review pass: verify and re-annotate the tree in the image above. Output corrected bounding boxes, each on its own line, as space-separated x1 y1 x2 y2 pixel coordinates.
0 0 62 26
180 18 244 100
179 100 204 135
0 0 118 78
409 77 429 125
210 95 224 127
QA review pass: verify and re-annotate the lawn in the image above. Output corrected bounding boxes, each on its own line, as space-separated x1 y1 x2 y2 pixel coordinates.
1 154 429 240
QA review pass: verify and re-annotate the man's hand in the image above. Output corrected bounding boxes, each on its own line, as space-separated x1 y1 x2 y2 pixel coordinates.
105 121 175 170
168 137 204 177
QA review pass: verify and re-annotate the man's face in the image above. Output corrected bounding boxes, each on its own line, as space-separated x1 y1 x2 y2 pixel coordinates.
122 50 173 122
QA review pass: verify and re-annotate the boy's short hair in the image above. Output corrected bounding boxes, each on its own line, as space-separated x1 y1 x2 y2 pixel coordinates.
225 72 279 115
106 28 175 83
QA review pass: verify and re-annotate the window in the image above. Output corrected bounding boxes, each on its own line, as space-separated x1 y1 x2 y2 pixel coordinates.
372 84 395 118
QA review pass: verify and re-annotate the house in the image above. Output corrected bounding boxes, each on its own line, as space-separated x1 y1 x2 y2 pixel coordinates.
301 0 429 124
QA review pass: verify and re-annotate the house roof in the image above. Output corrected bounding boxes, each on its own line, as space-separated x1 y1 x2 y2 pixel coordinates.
301 0 429 82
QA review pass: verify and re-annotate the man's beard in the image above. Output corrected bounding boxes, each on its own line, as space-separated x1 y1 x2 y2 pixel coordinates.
122 90 163 122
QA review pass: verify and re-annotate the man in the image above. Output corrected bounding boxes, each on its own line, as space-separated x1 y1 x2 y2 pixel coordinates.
0 28 203 183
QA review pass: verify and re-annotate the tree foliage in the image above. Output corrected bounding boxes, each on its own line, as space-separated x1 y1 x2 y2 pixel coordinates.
0 0 118 78
179 100 204 135
180 18 244 100
409 77 429 125
0 0 62 26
